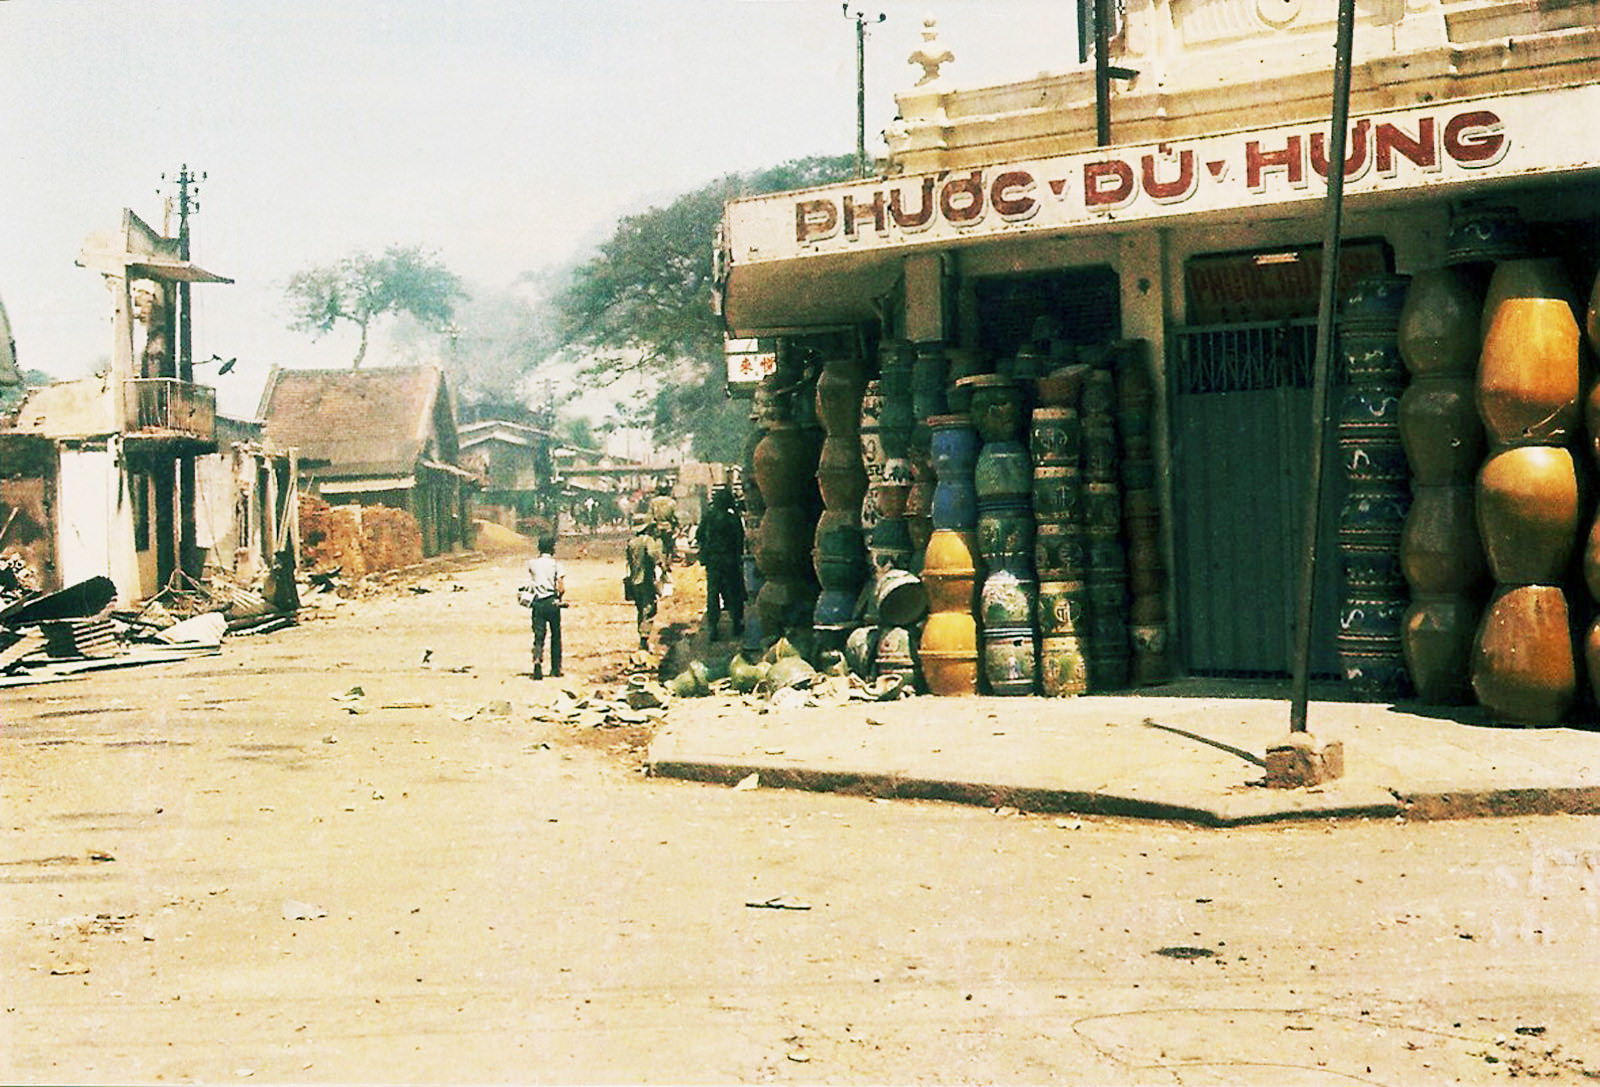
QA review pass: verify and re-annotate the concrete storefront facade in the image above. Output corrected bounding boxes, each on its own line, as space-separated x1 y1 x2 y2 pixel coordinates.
717 0 1600 704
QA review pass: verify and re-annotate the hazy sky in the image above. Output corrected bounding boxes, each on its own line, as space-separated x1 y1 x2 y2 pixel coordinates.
0 1 1082 416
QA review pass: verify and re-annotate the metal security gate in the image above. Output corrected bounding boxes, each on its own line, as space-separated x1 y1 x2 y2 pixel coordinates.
1168 320 1344 678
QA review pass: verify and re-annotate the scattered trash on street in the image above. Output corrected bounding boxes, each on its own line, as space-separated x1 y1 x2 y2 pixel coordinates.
746 896 812 911
280 901 328 921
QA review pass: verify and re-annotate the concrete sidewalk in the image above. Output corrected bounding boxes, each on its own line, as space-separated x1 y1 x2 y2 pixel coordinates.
647 683 1600 826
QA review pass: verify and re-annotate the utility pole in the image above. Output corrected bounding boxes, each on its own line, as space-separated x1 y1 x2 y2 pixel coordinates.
162 163 204 580
843 5 885 178
164 164 204 381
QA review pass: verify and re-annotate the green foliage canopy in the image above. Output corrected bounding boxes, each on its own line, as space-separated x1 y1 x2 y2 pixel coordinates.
554 154 854 460
285 245 465 368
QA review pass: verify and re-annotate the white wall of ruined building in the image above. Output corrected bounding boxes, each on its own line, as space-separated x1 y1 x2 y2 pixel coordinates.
54 441 141 603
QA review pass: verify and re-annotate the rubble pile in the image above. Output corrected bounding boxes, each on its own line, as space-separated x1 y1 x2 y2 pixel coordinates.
299 494 369 577
0 559 297 685
360 505 424 570
0 552 40 607
657 633 914 712
299 494 425 578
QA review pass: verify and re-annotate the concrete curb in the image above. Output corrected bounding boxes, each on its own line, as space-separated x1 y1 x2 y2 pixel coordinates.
648 755 1410 827
645 690 1600 827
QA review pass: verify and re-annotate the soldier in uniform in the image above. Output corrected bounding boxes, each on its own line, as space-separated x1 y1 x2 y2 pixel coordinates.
647 479 680 568
625 513 666 650
695 486 745 641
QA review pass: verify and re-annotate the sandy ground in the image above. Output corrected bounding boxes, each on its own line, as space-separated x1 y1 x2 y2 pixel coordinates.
4 542 1600 1084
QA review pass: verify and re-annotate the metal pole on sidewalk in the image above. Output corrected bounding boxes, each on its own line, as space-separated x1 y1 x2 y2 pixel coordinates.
1289 0 1358 733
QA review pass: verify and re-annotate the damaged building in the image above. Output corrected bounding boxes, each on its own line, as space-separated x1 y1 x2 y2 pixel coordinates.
0 209 299 608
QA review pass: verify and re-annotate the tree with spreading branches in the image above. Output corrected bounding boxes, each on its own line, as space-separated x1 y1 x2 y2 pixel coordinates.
285 245 464 368
554 155 854 460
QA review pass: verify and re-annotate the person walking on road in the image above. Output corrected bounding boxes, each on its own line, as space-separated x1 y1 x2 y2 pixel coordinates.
625 513 666 650
695 485 745 641
526 534 564 679
647 479 680 569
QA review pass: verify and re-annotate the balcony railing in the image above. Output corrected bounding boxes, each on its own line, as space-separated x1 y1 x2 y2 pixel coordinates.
124 378 216 441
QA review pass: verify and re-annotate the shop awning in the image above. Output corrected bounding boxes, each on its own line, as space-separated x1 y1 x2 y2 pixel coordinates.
125 258 234 284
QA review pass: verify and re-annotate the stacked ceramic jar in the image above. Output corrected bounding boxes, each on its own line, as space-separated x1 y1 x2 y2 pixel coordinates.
751 357 820 639
1114 341 1169 686
1396 267 1488 704
858 378 886 556
903 342 946 564
1081 354 1130 691
928 413 979 536
966 373 1036 695
740 395 772 653
812 356 870 637
944 347 981 414
920 525 982 696
1334 275 1414 701
1030 370 1088 697
1472 258 1585 725
868 342 916 575
916 413 981 694
1585 270 1600 707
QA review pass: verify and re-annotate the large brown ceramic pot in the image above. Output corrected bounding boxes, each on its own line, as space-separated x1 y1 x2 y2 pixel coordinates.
1478 259 1582 448
1588 268 1600 356
1585 381 1600 473
1403 596 1479 705
1476 445 1581 586
753 424 811 507
815 356 865 435
1585 515 1600 602
816 434 867 511
1399 376 1485 486
1401 484 1485 596
1472 584 1578 726
1585 616 1600 711
754 505 811 579
1398 266 1485 378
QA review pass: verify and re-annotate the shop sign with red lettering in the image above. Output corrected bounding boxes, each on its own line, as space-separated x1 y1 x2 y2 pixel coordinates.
724 337 777 396
724 85 1598 264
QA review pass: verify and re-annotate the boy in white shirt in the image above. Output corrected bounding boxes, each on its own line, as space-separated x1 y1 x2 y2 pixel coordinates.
526 534 564 679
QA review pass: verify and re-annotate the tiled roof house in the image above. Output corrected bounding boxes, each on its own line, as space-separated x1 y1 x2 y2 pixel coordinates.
258 364 476 556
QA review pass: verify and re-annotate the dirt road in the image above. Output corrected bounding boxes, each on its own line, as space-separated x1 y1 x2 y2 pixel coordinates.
4 545 1598 1084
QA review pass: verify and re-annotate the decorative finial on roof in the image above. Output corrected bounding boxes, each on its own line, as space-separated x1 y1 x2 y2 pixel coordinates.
908 15 954 87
